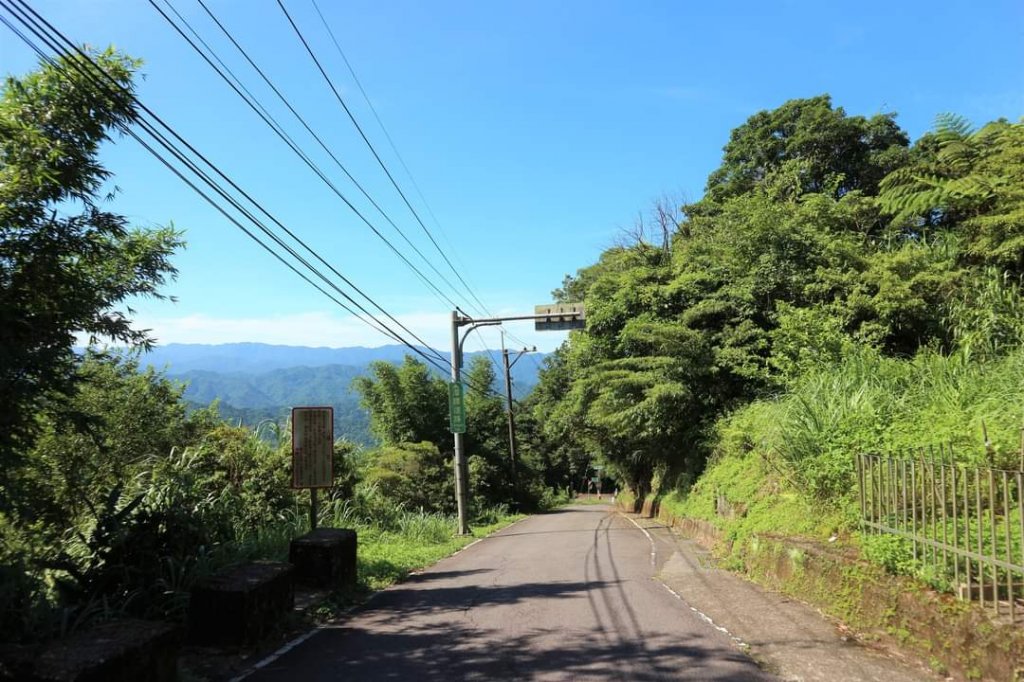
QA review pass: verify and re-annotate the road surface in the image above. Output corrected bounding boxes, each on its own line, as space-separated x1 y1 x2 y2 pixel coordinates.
246 504 772 680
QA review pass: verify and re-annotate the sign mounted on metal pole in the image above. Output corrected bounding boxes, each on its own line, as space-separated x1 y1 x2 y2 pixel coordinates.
448 303 584 535
448 381 467 433
291 406 334 489
534 303 586 331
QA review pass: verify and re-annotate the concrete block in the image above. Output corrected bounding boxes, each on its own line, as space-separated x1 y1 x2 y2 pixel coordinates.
187 561 293 647
16 619 179 682
289 528 357 589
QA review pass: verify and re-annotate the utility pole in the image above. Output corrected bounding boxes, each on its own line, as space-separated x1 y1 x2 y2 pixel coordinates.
500 331 535 490
450 311 470 535
501 347 517 483
448 304 584 536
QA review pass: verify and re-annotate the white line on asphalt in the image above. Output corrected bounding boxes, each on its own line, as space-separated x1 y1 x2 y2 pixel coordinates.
658 581 750 651
229 625 325 682
620 513 657 566
618 513 750 652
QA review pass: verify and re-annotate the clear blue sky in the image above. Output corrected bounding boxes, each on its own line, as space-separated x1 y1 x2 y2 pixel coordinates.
2 0 1022 353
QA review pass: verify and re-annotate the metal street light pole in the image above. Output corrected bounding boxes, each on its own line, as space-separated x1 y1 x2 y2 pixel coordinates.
449 310 470 535
448 313 500 535
448 305 583 536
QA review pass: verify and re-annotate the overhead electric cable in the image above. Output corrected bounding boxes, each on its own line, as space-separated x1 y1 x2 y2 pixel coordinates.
3 0 511 401
2 0 454 373
308 0 481 300
151 0 465 315
296 0 548 363
276 0 492 317
0 13 399 347
307 0 540 354
154 3 509 399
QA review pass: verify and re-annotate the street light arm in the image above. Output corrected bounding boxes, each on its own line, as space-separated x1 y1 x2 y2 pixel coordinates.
457 320 503 369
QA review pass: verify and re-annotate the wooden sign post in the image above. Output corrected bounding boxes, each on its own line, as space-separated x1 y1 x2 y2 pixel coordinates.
291 407 334 530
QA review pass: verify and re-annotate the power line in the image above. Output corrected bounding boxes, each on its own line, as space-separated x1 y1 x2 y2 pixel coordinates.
305 0 542 360
277 0 492 317
305 0 536 358
0 11 400 347
1 0 451 374
308 0 481 304
152 0 465 314
157 2 508 401
3 0 510 403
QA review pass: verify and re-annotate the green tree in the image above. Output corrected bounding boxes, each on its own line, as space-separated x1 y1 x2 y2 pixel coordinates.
526 346 591 493
704 94 909 203
362 441 453 513
463 355 517 508
0 50 182 487
353 356 449 446
17 352 204 528
532 97 925 496
878 116 1024 272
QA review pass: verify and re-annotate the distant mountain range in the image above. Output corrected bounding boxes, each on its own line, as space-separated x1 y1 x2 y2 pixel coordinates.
135 343 548 444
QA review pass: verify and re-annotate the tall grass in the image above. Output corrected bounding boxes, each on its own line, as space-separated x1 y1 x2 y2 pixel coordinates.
666 344 1024 551
722 346 1024 504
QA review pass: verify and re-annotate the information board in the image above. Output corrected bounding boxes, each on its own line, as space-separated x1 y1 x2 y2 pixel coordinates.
291 406 334 489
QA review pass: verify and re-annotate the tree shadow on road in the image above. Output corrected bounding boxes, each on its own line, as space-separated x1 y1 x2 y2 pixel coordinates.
254 620 767 681
250 578 772 681
363 580 619 621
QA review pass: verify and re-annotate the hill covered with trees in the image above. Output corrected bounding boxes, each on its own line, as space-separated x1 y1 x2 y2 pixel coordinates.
525 95 1024 544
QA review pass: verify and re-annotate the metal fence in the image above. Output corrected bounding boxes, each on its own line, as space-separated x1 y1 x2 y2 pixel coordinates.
856 450 1024 622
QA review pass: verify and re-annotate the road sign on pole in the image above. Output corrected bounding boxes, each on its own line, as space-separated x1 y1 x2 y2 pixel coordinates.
448 381 466 433
534 303 585 331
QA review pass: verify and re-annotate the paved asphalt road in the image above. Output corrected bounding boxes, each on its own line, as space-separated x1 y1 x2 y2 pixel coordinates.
246 504 773 681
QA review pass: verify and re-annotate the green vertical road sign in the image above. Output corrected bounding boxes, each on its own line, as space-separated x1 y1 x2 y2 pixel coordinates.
448 381 466 433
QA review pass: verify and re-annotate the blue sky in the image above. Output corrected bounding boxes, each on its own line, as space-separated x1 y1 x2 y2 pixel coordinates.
2 0 1022 353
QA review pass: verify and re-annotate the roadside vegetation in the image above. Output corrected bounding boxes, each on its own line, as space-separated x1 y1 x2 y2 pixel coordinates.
4 39 1023 658
526 96 1024 587
0 52 533 645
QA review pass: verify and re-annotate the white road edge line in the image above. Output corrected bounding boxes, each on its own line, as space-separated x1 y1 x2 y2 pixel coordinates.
229 514 532 681
618 512 750 652
228 625 325 682
658 582 750 651
620 512 657 566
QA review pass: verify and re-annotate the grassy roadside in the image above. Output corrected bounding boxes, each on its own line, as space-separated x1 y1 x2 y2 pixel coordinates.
353 512 525 595
622 448 1024 681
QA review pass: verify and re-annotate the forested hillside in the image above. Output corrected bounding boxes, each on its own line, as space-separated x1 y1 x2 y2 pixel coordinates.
139 344 546 444
526 95 1024 537
175 365 371 444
